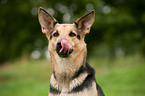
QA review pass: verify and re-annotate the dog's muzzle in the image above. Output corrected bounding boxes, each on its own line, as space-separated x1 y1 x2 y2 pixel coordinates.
56 39 73 58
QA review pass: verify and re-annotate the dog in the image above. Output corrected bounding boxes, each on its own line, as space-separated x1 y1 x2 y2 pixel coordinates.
38 7 105 96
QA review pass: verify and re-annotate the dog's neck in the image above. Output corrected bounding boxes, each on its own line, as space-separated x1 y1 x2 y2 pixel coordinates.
49 49 88 93
50 48 87 84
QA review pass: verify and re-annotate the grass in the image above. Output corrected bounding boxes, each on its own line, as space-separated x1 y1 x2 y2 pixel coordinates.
97 63 145 96
0 59 52 96
0 55 145 96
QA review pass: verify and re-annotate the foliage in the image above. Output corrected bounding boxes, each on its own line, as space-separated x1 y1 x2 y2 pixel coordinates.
0 0 145 62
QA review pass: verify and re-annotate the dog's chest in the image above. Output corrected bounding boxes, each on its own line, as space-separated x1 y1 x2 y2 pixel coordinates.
49 81 98 96
50 73 98 96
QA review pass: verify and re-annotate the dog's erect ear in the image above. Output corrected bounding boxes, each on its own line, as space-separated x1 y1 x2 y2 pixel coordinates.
38 7 57 34
74 10 95 35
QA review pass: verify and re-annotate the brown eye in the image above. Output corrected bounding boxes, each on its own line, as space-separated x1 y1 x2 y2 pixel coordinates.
69 31 76 37
53 31 59 37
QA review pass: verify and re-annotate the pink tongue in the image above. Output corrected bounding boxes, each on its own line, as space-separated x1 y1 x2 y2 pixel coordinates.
59 39 72 54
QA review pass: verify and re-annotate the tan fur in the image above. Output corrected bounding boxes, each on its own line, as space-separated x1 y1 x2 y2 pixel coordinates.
50 72 89 93
49 81 97 96
38 7 99 96
48 24 90 95
47 24 87 82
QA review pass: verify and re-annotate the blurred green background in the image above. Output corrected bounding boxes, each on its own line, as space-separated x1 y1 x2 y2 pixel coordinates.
0 0 145 96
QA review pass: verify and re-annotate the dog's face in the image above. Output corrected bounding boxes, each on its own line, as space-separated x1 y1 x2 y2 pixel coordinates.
38 7 94 58
47 24 84 58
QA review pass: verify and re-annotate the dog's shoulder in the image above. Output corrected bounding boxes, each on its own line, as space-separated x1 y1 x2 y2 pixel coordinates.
97 84 105 96
86 62 105 96
85 62 95 75
70 62 96 93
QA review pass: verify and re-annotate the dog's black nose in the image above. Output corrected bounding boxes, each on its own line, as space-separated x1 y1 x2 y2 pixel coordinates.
57 40 62 50
56 39 73 58
57 40 61 45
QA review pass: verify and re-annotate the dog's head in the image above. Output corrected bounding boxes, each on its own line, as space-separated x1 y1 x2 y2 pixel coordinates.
38 7 95 58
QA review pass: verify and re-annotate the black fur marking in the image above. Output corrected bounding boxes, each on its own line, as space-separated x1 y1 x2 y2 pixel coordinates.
85 62 95 76
97 84 105 96
77 34 81 40
70 73 95 93
54 21 58 26
50 84 61 94
74 22 78 28
49 21 57 40
50 34 52 40
76 30 81 40
74 22 82 40
53 71 57 79
70 62 96 93
72 65 85 80
49 31 53 40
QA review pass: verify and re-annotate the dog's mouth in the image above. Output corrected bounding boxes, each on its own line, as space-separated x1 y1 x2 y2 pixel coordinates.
56 39 73 58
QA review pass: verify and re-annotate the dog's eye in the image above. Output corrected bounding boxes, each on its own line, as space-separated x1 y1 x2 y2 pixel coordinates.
69 31 76 37
53 31 59 37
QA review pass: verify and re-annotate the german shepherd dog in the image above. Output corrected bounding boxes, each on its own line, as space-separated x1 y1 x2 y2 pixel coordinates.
38 7 104 96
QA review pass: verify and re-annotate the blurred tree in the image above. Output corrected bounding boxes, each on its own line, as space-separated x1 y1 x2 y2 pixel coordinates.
102 0 145 57
0 0 45 62
0 0 145 63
